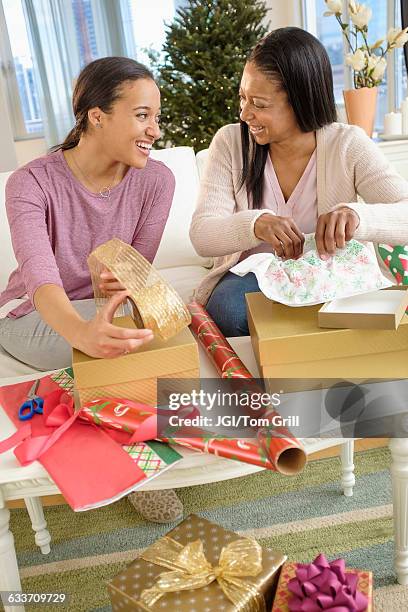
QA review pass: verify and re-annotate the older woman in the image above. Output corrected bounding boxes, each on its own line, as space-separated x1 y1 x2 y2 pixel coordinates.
190 27 408 336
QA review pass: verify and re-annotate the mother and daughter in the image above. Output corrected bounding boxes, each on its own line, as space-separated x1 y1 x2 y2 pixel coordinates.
1 27 407 521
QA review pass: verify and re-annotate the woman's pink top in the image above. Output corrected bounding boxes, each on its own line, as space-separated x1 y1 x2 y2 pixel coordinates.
0 149 175 318
241 150 318 260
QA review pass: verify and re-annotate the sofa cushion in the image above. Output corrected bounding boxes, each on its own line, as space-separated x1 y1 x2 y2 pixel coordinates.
151 147 212 270
0 171 16 290
159 265 208 303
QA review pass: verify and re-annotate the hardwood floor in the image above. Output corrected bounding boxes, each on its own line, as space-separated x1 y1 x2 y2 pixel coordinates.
6 438 389 509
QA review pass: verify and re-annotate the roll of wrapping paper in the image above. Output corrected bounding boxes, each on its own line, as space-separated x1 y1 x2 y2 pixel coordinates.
79 397 279 471
88 238 191 340
187 301 306 475
80 398 157 439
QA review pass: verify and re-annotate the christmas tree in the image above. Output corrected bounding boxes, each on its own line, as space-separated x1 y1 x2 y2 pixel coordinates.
151 0 269 150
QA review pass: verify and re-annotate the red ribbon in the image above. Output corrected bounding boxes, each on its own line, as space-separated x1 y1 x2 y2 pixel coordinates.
288 554 368 612
0 389 158 466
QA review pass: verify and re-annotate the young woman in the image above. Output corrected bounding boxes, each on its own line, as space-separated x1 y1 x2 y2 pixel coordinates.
190 27 408 336
0 57 182 523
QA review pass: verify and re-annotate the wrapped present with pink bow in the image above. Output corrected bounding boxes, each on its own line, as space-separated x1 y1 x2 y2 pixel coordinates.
271 554 372 612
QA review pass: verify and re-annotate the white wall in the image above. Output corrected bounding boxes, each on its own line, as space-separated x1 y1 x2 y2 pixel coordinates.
265 0 302 29
15 138 47 167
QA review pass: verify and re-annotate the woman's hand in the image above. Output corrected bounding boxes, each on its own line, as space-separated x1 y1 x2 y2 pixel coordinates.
75 291 154 359
99 268 126 296
315 207 360 260
254 213 305 260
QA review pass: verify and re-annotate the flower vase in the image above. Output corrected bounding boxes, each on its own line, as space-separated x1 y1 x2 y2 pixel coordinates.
343 87 378 137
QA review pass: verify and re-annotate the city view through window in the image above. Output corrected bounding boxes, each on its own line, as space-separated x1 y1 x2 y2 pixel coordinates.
3 0 42 134
2 0 177 137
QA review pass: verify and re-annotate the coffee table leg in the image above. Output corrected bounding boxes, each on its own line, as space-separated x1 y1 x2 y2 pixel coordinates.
340 439 355 497
24 497 51 555
0 489 24 612
390 438 408 585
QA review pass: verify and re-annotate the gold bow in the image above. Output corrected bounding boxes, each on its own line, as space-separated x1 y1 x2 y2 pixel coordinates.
88 238 191 340
137 535 266 612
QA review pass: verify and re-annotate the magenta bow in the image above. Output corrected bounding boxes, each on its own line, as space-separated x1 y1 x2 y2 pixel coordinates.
287 554 368 612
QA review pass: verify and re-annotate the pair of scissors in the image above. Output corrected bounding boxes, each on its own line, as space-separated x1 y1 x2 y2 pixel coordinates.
18 379 44 421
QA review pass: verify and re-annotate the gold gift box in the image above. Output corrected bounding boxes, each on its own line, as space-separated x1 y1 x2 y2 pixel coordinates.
246 292 408 384
73 315 199 407
107 514 286 611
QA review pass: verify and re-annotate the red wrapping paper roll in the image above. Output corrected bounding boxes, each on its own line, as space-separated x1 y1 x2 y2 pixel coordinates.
188 301 306 475
81 399 278 470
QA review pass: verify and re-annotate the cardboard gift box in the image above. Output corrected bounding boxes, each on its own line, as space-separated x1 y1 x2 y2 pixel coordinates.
318 286 408 331
271 559 373 612
246 292 408 382
73 315 199 407
108 514 287 611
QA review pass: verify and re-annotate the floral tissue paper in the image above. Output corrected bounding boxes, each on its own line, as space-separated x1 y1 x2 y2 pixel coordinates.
231 235 392 307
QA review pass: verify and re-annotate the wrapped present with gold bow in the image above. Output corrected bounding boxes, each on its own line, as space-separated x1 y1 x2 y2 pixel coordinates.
73 239 199 407
107 514 287 611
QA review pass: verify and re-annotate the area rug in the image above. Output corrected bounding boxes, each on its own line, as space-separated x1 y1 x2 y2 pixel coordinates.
9 447 405 611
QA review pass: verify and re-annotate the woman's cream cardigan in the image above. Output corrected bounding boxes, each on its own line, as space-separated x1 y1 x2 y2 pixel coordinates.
190 122 408 305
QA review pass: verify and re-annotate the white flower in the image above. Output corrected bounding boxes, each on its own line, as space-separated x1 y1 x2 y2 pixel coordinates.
345 48 366 71
387 27 408 49
371 57 387 81
370 38 384 51
349 2 372 29
324 0 342 15
365 54 386 82
366 54 377 71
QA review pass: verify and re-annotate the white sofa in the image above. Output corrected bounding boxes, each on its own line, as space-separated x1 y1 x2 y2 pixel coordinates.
0 146 211 377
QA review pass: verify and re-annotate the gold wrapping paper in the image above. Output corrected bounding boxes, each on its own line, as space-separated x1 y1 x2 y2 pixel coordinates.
88 238 191 340
138 536 266 611
107 514 286 612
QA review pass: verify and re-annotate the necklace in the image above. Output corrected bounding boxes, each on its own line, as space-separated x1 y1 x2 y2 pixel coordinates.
69 150 122 198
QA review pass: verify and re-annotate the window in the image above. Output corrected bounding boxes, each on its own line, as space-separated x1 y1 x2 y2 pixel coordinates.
315 0 345 103
1 0 104 139
71 0 99 67
123 0 176 66
1 0 43 137
396 0 408 109
305 0 407 132
0 0 181 142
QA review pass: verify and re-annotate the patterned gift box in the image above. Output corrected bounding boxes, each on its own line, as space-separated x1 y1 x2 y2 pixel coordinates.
271 561 373 612
107 514 287 611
